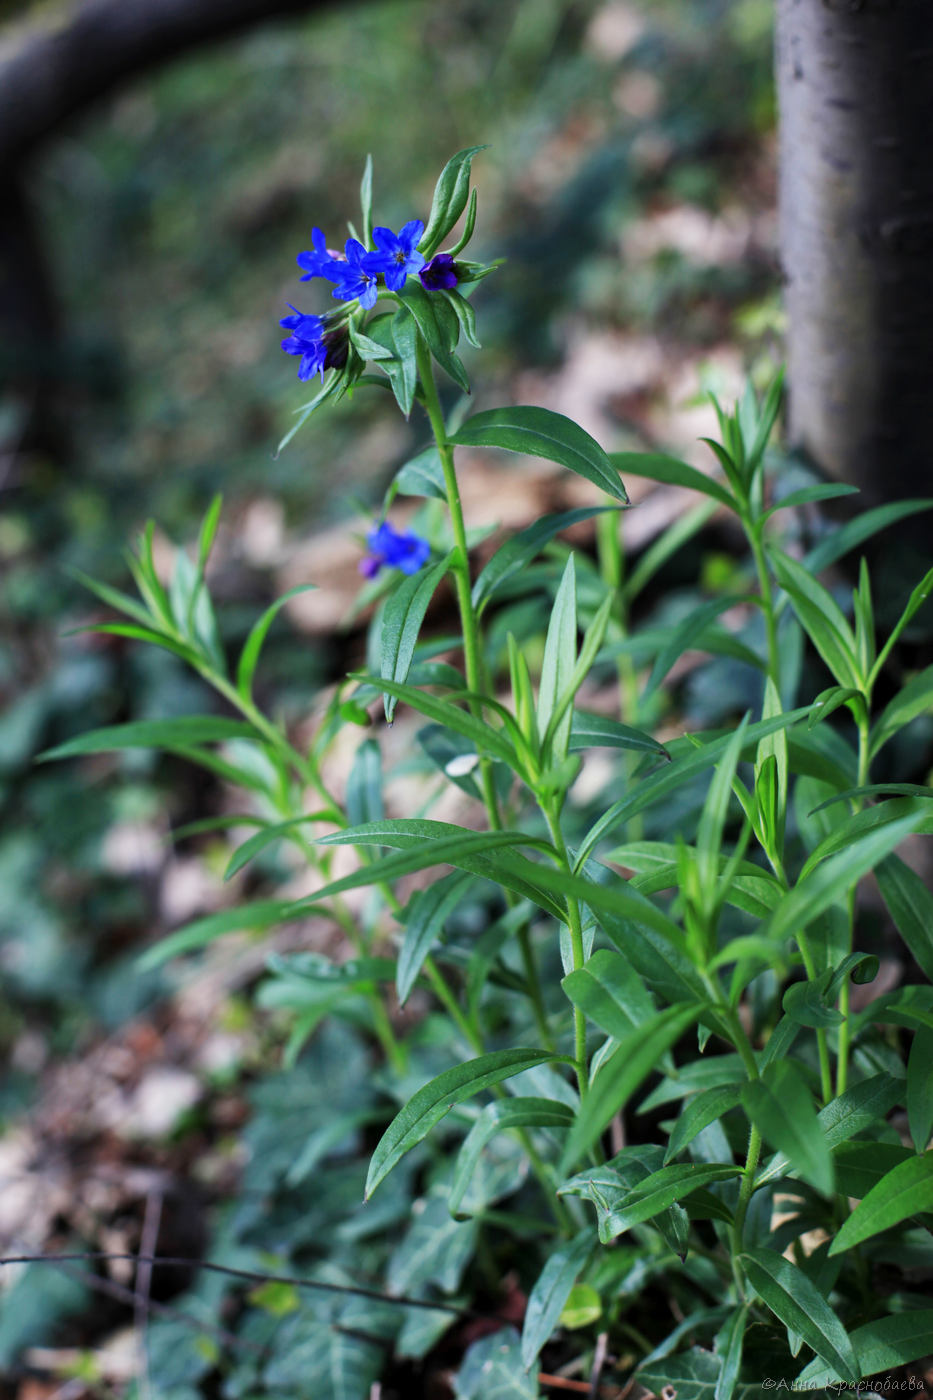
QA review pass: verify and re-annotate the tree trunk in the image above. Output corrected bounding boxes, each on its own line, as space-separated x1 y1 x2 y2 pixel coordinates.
776 0 933 504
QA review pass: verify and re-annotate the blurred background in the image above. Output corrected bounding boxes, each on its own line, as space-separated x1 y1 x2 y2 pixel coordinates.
0 0 779 1379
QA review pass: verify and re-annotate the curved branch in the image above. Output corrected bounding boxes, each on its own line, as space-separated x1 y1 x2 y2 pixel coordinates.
0 0 337 170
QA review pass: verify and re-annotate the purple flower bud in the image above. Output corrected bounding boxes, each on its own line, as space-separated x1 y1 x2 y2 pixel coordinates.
419 254 459 291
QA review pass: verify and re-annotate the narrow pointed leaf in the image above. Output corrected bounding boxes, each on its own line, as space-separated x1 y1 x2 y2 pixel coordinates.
472 506 618 610
569 711 668 758
236 584 316 701
871 853 933 982
742 1061 833 1194
804 498 933 575
797 1309 933 1389
449 407 628 502
420 145 487 255
40 716 258 763
665 1083 744 1164
366 1048 555 1197
451 1098 574 1220
611 452 737 510
224 814 331 881
350 672 519 769
739 1249 859 1384
521 1233 593 1372
397 871 473 1004
560 1005 701 1172
537 555 576 766
829 1152 933 1255
380 558 450 721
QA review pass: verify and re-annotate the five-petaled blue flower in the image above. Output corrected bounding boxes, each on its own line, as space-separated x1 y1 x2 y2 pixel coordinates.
360 521 430 577
419 253 459 291
366 220 426 292
297 227 345 284
331 239 380 309
280 305 328 381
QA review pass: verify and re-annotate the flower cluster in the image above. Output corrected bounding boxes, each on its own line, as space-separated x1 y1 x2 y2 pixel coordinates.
295 218 431 311
280 219 465 382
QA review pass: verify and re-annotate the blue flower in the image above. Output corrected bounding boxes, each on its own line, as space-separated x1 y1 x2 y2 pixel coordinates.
365 220 426 292
280 305 327 381
419 253 459 291
296 227 345 284
330 239 380 309
360 521 430 577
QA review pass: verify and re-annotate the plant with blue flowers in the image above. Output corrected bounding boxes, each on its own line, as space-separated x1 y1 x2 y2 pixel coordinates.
47 149 933 1400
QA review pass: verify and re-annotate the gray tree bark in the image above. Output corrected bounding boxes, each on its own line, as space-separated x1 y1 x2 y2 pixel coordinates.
776 0 933 504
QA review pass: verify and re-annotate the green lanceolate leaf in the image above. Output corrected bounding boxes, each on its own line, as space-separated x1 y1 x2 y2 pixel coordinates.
560 1005 701 1173
450 1098 575 1219
611 451 737 510
644 595 757 699
69 566 162 630
713 1305 749 1400
804 497 933 575
763 813 924 951
829 1152 933 1255
561 949 656 1042
471 506 619 611
366 1048 555 1197
761 483 859 522
380 558 451 721
398 281 470 391
420 145 487 256
350 673 521 769
396 870 473 1005
907 1028 933 1153
359 152 373 244
569 711 668 758
799 797 933 880
537 554 576 767
387 304 420 417
739 1248 859 1385
317 820 566 921
393 445 447 501
223 814 332 882
138 898 297 970
874 853 933 982
754 1073 905 1188
769 547 861 689
449 407 628 503
39 716 259 763
797 1308 933 1389
236 584 316 701
576 707 812 868
665 1083 744 1164
346 737 385 828
742 1061 833 1195
871 664 933 762
833 1142 915 1200
591 1162 741 1239
521 1233 593 1372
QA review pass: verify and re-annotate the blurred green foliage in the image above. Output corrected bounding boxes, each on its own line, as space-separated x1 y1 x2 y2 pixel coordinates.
1 0 776 1080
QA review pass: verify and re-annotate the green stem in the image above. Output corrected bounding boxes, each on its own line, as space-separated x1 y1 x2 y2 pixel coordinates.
837 705 872 1097
542 803 589 1104
747 520 781 694
416 339 553 1052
